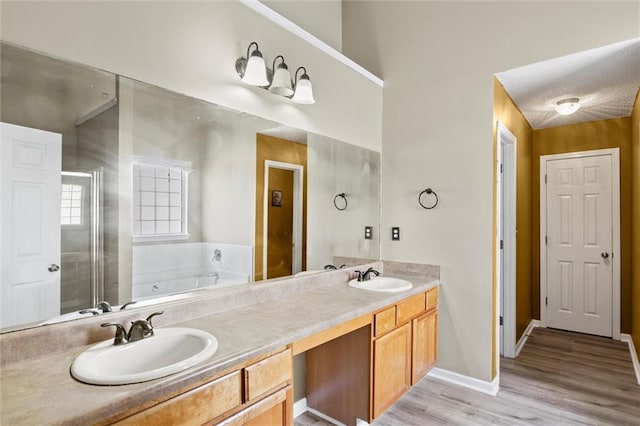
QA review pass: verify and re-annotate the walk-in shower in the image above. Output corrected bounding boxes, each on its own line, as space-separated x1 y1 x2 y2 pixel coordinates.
60 170 104 313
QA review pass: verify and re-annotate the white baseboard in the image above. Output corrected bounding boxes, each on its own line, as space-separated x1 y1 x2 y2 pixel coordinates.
621 334 640 385
427 367 499 396
293 398 307 418
306 407 347 426
515 319 540 357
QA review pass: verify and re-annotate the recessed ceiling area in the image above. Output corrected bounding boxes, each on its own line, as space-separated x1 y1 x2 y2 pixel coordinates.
496 38 640 130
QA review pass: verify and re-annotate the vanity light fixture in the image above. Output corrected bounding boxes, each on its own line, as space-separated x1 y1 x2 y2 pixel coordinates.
235 42 315 104
236 42 269 87
291 67 316 105
555 98 580 115
269 55 293 96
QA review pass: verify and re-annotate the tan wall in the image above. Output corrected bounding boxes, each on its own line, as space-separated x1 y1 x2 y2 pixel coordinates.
255 134 307 281
493 79 534 348
343 0 639 382
631 90 640 355
532 117 632 333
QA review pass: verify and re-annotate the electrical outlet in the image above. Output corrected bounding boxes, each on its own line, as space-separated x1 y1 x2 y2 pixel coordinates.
364 226 373 240
392 227 400 241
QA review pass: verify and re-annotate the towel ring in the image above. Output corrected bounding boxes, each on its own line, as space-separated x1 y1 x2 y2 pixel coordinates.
334 193 347 211
418 188 439 209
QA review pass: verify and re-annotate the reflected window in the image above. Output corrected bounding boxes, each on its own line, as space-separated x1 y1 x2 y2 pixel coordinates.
61 184 83 225
132 159 192 241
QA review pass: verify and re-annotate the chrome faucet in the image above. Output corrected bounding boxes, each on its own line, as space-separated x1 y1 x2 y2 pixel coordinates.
101 311 164 345
355 267 380 282
324 264 347 270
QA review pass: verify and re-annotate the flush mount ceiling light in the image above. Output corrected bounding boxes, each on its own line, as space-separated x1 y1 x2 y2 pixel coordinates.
235 42 315 105
291 67 316 105
555 98 580 115
269 55 293 97
236 42 269 87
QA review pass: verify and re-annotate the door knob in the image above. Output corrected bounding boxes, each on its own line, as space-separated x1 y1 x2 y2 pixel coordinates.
601 252 609 259
48 264 60 272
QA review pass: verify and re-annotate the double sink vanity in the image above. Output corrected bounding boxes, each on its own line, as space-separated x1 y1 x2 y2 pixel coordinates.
0 260 439 425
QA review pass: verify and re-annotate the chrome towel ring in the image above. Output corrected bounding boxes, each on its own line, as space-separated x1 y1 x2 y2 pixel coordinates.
418 188 439 209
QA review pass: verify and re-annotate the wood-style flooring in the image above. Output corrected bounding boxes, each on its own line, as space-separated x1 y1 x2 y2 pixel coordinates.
296 327 640 426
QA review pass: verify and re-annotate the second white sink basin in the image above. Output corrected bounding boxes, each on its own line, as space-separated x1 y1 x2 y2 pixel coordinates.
348 276 413 292
71 327 218 385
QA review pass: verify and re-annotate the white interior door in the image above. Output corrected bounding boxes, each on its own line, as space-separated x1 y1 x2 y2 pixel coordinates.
543 152 614 337
1 122 62 328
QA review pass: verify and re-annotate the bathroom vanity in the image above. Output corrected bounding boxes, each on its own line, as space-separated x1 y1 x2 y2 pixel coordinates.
0 261 439 425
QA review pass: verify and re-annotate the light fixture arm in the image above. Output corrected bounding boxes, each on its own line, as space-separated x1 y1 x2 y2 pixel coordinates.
272 55 286 71
246 41 260 61
294 66 308 84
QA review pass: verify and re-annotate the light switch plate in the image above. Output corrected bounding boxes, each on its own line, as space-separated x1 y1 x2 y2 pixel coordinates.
364 226 373 240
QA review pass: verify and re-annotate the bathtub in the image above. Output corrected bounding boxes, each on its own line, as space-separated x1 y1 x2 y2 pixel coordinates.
132 270 249 300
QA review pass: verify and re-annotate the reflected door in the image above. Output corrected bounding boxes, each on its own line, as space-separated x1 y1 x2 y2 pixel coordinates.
1 122 62 328
266 168 294 279
545 154 613 337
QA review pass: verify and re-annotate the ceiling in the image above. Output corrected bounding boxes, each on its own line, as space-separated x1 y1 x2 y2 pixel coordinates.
496 38 640 130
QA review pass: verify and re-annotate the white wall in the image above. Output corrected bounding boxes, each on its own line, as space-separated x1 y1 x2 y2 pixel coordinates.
307 133 381 269
343 1 640 382
0 0 381 152
262 0 343 52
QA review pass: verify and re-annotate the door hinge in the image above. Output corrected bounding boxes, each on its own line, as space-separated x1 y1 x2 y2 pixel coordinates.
500 163 503 173
545 174 547 184
499 316 504 326
545 297 548 306
545 235 548 245
500 239 504 249
612 252 614 259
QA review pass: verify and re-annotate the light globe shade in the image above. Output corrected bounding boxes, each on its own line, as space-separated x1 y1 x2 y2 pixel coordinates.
241 54 269 87
555 98 580 115
291 78 315 105
269 67 293 96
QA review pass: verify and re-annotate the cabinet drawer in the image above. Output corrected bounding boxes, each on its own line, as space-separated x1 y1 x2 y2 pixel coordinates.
426 288 438 311
244 349 292 402
396 293 425 324
374 306 396 337
116 370 242 426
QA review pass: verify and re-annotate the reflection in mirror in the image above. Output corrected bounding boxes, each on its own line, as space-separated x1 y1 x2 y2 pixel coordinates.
0 43 380 333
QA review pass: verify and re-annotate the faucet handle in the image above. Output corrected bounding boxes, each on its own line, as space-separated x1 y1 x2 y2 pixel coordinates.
101 322 128 345
79 309 100 316
120 300 138 311
145 311 164 327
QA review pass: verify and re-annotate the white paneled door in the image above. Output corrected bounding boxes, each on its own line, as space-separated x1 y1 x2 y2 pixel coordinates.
544 152 615 337
1 122 62 328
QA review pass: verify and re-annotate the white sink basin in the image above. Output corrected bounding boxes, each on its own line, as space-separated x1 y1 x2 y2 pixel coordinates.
71 327 218 385
348 276 413 292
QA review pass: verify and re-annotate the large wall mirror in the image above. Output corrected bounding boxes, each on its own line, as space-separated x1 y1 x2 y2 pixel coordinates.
0 43 381 332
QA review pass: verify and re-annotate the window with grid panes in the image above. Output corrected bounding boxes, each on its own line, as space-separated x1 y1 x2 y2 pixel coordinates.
132 161 191 240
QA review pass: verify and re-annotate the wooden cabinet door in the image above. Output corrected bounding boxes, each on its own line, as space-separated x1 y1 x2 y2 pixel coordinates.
372 322 411 418
412 310 438 385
